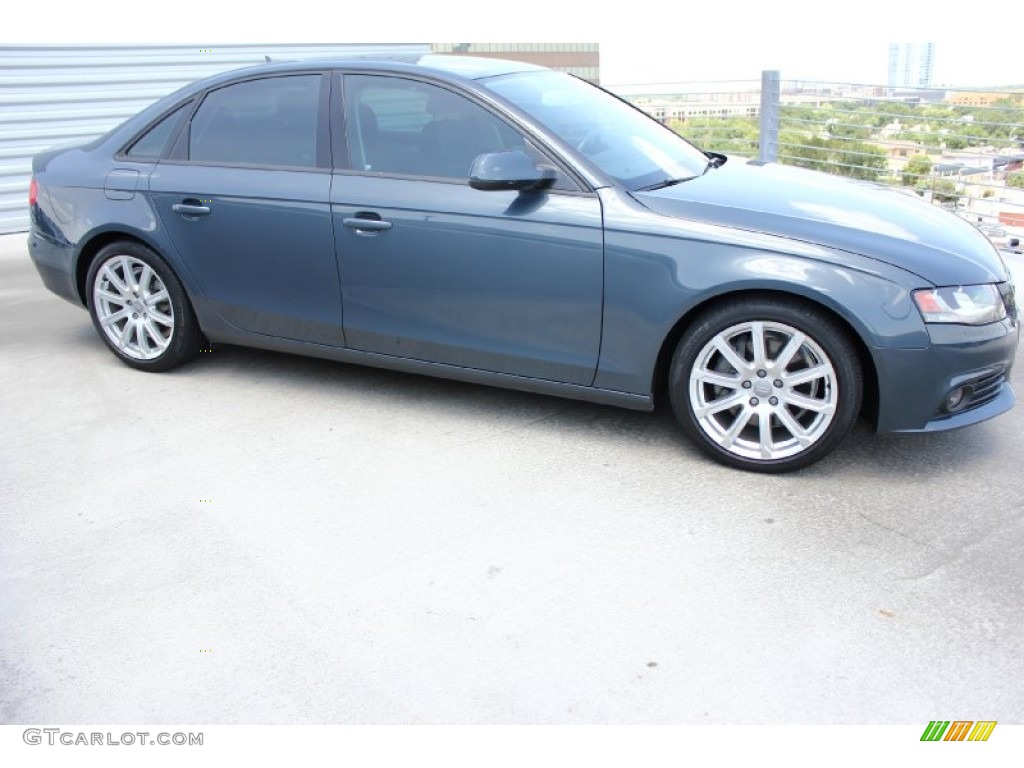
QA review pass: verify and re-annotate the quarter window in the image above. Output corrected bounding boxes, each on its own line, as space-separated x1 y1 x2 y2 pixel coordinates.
125 104 188 158
188 76 321 168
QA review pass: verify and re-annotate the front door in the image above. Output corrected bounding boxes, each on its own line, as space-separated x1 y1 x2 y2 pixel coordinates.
332 74 603 385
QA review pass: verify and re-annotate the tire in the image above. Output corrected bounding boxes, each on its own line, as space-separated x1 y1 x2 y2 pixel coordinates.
85 241 200 372
669 297 862 473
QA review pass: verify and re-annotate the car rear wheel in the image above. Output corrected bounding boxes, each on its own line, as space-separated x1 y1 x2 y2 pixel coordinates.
86 241 200 372
669 297 862 473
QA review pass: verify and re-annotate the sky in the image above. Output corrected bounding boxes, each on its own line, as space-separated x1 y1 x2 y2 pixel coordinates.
3 0 1022 88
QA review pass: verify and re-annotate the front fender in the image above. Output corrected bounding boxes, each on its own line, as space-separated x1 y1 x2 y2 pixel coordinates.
593 188 929 395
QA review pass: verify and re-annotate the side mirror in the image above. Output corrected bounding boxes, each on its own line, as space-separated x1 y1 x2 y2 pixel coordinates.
469 151 556 192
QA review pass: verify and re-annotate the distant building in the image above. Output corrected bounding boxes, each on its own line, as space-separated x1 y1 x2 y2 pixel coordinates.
885 140 930 161
629 91 760 121
619 82 888 123
888 43 936 88
946 90 1024 108
935 148 1024 180
431 43 599 83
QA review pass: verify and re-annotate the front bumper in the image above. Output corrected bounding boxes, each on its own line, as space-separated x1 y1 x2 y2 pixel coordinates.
873 317 1019 433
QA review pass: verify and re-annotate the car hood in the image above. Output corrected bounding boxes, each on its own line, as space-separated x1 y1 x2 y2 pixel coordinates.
633 159 1007 286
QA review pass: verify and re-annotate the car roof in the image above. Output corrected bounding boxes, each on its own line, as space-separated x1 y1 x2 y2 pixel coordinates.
204 54 547 87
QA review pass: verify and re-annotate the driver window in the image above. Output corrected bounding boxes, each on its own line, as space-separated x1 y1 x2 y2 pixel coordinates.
344 75 575 189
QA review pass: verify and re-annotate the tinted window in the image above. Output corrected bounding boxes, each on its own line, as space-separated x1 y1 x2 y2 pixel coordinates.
345 75 548 181
189 76 320 168
126 104 187 158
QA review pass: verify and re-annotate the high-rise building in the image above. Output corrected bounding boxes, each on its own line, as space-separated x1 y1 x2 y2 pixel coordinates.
431 43 599 84
888 43 936 88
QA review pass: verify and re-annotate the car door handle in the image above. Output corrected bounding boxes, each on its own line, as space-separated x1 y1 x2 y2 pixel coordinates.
343 217 392 233
172 202 211 217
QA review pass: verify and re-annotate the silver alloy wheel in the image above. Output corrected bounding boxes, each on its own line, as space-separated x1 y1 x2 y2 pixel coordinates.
93 254 174 361
688 320 838 461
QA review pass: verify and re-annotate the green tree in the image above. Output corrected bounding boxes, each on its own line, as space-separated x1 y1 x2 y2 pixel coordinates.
916 178 959 205
833 140 887 180
674 116 759 156
778 133 886 181
1008 172 1024 189
764 95 1023 185
903 130 943 149
902 154 933 186
827 120 872 141
778 132 831 173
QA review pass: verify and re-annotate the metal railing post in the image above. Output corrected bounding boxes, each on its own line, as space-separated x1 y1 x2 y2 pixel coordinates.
759 70 780 163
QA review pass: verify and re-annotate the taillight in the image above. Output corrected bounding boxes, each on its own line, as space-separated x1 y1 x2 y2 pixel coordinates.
28 177 38 207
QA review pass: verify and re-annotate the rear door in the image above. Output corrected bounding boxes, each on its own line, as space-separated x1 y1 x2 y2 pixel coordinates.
149 73 343 345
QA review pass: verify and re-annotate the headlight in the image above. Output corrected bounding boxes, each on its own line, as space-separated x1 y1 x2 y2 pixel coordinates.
912 284 1007 325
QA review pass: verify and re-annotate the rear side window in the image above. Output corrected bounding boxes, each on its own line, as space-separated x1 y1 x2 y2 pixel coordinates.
188 75 321 168
125 104 188 158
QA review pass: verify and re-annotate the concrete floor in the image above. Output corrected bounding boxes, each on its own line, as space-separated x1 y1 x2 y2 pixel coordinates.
1 233 1022 724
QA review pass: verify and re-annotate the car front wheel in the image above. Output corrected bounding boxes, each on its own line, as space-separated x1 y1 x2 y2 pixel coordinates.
86 241 200 372
669 297 863 473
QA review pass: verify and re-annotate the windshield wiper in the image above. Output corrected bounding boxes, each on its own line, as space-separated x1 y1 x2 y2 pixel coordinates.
636 175 697 192
637 154 726 191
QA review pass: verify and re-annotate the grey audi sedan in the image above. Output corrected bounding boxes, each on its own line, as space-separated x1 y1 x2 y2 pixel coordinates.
27 55 1019 471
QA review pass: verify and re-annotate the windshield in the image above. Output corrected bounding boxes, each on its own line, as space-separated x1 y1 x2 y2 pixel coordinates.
482 71 710 191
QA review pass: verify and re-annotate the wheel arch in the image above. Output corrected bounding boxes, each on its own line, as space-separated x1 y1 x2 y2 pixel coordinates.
651 287 880 426
73 228 177 306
